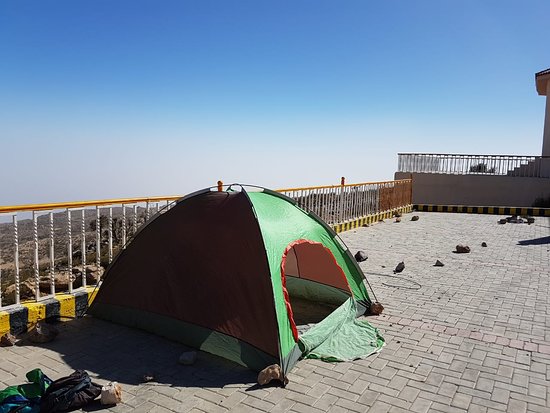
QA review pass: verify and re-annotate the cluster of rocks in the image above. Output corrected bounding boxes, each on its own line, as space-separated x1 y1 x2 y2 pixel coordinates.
455 244 471 253
498 216 535 225
0 322 59 347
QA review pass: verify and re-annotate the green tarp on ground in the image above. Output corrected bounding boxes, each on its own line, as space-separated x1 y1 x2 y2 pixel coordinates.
299 298 384 362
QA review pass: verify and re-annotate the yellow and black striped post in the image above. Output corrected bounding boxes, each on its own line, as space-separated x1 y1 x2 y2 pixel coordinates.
0 287 98 335
414 205 550 217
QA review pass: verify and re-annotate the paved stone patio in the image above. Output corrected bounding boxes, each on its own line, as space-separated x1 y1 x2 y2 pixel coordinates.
1 212 549 412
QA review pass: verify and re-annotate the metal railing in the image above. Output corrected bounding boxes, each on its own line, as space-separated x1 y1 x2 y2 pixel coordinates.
0 179 411 309
0 196 180 309
398 153 548 178
278 178 412 225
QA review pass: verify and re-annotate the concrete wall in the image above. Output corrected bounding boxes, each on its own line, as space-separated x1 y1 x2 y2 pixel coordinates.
395 172 550 207
544 83 550 156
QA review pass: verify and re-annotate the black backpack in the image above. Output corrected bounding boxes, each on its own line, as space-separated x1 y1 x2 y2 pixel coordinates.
39 370 101 413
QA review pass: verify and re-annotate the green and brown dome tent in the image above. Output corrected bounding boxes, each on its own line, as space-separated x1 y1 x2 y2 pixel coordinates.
89 186 384 378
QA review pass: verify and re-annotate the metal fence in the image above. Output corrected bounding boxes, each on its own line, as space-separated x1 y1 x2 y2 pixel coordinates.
398 153 547 177
278 178 412 225
0 179 411 309
0 197 179 309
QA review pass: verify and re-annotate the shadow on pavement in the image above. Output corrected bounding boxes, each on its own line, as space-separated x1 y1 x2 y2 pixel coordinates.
18 316 257 389
517 236 550 245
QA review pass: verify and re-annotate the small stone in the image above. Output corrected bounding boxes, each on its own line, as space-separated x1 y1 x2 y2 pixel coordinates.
394 261 405 273
455 245 470 253
0 332 17 347
27 323 58 344
481 242 487 247
498 219 506 224
178 351 197 365
527 217 535 224
434 260 444 267
411 215 419 221
354 250 368 262
395 217 401 223
370 302 384 315
141 373 156 383
257 364 288 386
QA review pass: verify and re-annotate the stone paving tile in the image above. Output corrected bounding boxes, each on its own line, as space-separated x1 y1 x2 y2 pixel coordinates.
1 212 549 412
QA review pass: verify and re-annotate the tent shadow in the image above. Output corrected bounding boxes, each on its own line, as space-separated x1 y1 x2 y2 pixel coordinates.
81 400 109 412
517 236 550 246
19 316 258 389
245 381 282 392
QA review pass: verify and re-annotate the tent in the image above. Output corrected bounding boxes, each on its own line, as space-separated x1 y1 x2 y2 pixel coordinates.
89 186 384 377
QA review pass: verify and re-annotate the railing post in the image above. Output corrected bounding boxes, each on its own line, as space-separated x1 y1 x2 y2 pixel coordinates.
33 211 39 301
108 207 113 264
13 214 20 305
122 204 127 248
49 212 55 296
67 209 73 294
96 207 101 271
133 205 138 236
339 177 345 223
81 209 86 288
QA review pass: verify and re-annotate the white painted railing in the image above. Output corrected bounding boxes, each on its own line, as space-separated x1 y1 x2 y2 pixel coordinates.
278 178 412 225
0 197 179 309
0 179 412 309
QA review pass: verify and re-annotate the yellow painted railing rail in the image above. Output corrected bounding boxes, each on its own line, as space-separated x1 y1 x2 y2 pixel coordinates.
276 179 412 193
0 195 182 214
0 178 413 310
0 179 412 214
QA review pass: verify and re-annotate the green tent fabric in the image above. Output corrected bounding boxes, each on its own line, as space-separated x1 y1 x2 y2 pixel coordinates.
89 185 384 378
246 190 376 367
299 298 384 362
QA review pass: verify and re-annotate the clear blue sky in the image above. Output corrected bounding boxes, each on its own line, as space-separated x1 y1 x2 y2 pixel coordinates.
1 1 549 204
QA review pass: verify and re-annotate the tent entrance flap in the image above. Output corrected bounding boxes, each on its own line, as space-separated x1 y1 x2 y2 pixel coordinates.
298 298 385 362
281 240 352 337
282 239 352 304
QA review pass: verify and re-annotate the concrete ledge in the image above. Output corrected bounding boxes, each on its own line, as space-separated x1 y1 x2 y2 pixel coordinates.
414 205 550 216
0 286 98 335
333 205 413 233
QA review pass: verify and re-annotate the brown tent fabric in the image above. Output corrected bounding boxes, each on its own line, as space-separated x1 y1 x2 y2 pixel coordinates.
92 191 280 357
